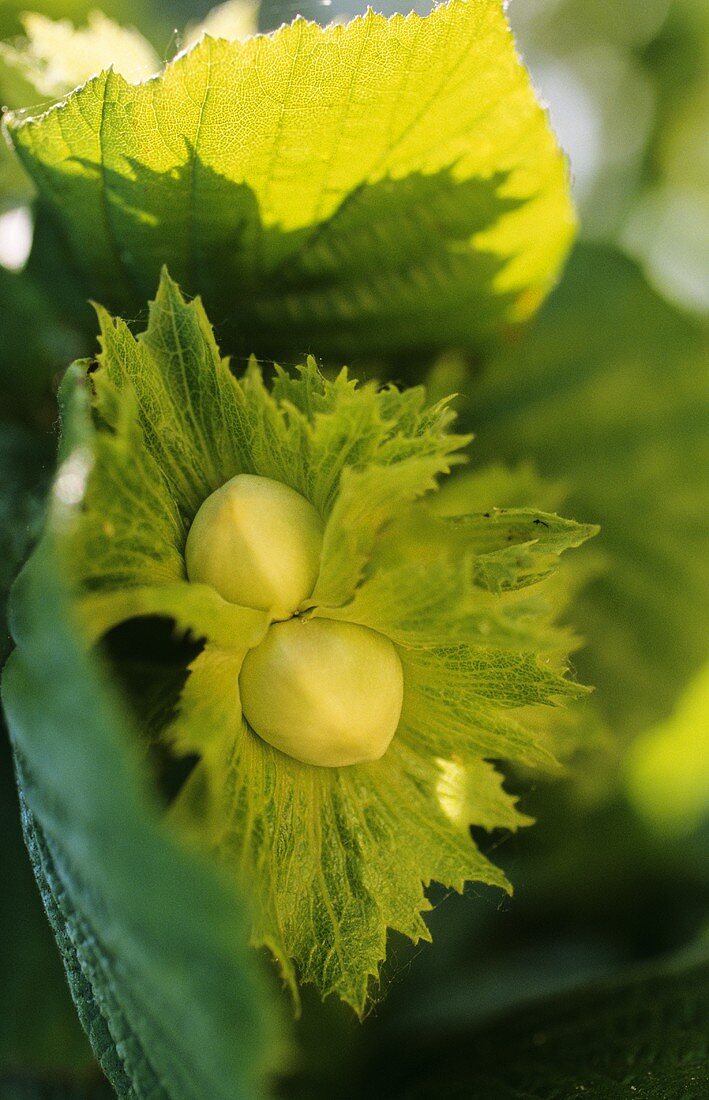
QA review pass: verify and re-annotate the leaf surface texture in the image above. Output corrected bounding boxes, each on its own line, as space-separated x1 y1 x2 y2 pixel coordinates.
6 0 575 361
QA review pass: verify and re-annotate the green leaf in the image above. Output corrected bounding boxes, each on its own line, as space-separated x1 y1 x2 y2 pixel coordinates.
0 423 50 656
446 509 597 593
309 447 469 610
0 9 158 216
465 243 709 738
6 0 575 362
436 756 534 832
0 1070 113 1099
431 463 614 775
0 47 35 213
0 142 32 215
0 260 88 417
0 424 94 1074
34 269 593 1016
379 945 709 1099
399 644 582 772
2 531 282 1098
0 717 95 1076
0 4 257 217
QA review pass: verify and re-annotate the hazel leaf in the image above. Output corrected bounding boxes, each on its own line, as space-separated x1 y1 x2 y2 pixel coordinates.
5 0 575 361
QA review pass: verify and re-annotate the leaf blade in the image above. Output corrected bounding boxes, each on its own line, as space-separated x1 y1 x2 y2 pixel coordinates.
7 0 575 361
380 946 709 1099
2 535 282 1098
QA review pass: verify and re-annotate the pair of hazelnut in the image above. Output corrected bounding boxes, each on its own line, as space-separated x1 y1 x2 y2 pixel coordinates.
186 474 403 767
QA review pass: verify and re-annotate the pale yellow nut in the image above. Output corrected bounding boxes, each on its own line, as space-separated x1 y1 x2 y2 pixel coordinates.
239 618 404 767
185 474 324 619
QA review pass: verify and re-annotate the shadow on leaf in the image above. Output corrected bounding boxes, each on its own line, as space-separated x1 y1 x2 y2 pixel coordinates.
30 152 521 368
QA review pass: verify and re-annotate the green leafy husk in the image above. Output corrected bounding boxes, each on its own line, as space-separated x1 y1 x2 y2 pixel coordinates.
13 269 596 1015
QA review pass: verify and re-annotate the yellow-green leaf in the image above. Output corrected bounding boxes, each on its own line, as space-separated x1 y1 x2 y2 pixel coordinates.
6 0 575 361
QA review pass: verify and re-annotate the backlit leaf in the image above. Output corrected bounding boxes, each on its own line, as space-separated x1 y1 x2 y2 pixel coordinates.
6 0 575 362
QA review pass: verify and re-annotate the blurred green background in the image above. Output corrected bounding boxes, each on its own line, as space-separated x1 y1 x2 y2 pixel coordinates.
0 1 707 1095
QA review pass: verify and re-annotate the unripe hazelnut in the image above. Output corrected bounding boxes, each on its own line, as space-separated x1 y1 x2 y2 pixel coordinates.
185 474 324 619
239 618 404 767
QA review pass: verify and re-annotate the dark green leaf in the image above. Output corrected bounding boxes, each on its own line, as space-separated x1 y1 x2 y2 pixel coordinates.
0 423 50 657
0 423 96 1074
0 1070 113 1100
381 946 709 1099
2 528 282 1098
0 225 90 420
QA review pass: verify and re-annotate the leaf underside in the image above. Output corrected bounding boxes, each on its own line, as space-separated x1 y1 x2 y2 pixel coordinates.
2 534 280 1100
